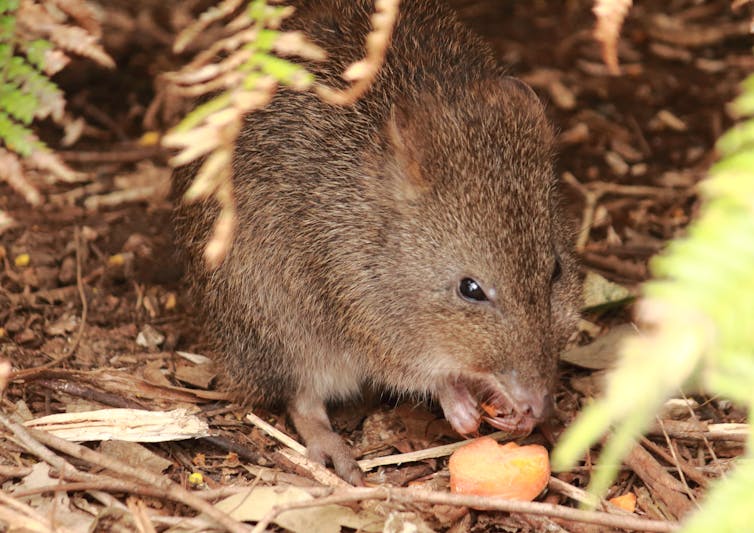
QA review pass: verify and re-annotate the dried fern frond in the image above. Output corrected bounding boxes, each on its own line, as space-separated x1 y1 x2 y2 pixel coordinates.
593 0 632 75
47 0 101 37
163 0 400 268
162 0 326 268
316 0 400 105
0 0 111 204
16 1 114 68
173 0 246 54
0 147 40 204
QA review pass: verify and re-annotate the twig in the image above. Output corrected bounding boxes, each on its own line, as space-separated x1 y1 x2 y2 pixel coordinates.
563 171 680 253
276 448 350 488
126 497 158 533
0 464 32 479
641 437 708 488
548 477 601 508
28 428 251 532
0 490 75 533
647 420 749 442
623 443 695 519
0 411 86 478
245 411 352 486
245 411 306 455
657 418 702 501
248 486 678 533
13 480 183 500
681 391 725 479
357 431 510 470
563 171 600 252
0 412 250 533
8 229 88 381
69 226 88 355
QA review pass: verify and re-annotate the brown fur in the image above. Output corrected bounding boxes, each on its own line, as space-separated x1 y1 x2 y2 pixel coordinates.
173 0 580 484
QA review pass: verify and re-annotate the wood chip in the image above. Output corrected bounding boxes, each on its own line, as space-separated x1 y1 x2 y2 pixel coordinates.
24 408 211 442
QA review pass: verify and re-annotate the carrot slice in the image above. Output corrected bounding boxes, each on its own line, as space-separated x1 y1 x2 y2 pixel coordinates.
449 436 550 502
480 402 499 417
609 492 637 513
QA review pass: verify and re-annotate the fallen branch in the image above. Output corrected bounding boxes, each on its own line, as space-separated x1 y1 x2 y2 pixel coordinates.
249 486 678 533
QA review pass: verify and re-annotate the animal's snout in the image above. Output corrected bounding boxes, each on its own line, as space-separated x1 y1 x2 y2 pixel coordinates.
497 373 551 421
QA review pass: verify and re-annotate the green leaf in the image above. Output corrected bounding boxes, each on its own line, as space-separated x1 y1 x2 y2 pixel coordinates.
172 92 232 133
0 1 19 15
24 39 52 70
255 29 278 52
0 110 36 156
247 52 314 88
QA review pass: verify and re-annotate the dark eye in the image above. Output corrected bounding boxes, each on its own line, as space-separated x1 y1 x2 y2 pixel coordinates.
459 277 487 302
551 259 562 283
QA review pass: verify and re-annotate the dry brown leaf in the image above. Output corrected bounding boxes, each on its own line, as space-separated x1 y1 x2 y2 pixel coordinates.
215 486 383 533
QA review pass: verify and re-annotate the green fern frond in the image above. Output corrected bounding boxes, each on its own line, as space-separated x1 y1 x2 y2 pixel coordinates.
0 110 36 156
23 38 52 69
0 1 20 15
553 50 754 530
0 2 55 156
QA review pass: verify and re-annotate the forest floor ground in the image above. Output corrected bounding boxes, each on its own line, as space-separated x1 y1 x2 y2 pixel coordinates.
1 0 752 531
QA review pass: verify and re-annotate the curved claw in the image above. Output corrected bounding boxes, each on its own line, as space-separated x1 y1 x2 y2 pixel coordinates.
483 415 535 435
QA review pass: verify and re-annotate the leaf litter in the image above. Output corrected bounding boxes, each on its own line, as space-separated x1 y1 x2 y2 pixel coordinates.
1 0 753 531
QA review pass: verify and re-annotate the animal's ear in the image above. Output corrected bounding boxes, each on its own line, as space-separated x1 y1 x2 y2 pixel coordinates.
499 76 541 102
385 104 431 201
473 76 544 109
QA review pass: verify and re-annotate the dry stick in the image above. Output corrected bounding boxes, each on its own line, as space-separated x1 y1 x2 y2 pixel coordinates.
276 448 351 488
641 437 708 488
657 420 698 505
246 414 511 473
0 411 85 478
69 226 88 356
562 171 679 253
13 480 193 500
249 415 626 515
357 431 507 470
548 477 602 508
647 420 748 442
248 486 678 533
245 411 351 487
0 490 74 533
0 464 32 479
0 413 250 533
126 497 159 533
29 429 251 533
681 391 725 479
245 411 306 455
624 443 695 518
59 146 164 163
562 171 599 252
